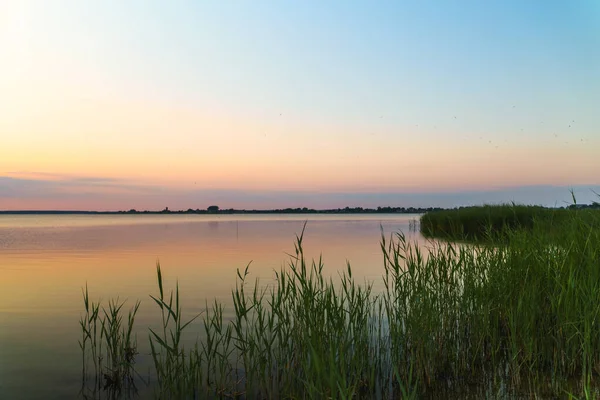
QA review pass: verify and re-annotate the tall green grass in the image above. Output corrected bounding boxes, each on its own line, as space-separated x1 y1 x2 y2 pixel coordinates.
79 288 140 398
80 209 600 398
419 204 571 241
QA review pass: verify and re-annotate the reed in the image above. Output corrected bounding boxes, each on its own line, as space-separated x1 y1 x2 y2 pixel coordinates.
419 203 571 241
79 288 140 398
80 207 600 398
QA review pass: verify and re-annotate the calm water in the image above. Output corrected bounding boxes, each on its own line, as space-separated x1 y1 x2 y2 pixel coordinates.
0 214 427 399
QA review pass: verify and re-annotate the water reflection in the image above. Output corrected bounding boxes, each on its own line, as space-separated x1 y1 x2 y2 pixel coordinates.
0 214 424 399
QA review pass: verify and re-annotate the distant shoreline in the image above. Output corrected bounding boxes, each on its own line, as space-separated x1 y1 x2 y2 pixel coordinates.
0 203 591 215
0 207 436 215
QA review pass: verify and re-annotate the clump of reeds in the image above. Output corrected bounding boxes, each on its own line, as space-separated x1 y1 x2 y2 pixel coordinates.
79 206 600 398
79 286 140 398
419 203 569 241
145 226 414 399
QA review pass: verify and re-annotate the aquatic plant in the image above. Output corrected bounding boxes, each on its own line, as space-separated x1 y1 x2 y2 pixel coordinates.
80 207 600 398
79 286 140 398
419 203 571 241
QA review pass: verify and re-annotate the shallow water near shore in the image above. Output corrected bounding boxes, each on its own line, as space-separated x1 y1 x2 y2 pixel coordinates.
0 213 425 399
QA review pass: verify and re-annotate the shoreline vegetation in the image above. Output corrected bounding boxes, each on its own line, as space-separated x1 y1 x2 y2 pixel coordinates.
421 204 600 242
79 203 600 399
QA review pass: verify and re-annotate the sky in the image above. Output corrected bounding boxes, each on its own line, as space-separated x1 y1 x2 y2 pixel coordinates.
1 1 599 210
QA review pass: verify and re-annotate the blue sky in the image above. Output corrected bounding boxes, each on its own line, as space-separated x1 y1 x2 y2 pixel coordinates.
1 1 599 209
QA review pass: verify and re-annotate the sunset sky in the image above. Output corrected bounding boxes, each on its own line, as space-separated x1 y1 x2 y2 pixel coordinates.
1 1 599 210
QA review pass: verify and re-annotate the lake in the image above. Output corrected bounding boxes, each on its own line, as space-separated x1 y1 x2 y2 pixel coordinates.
0 214 427 399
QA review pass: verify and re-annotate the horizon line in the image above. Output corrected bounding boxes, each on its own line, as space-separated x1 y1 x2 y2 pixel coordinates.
1 202 590 214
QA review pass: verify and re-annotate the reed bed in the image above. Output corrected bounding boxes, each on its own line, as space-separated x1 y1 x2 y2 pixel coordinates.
81 208 600 399
419 204 573 242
